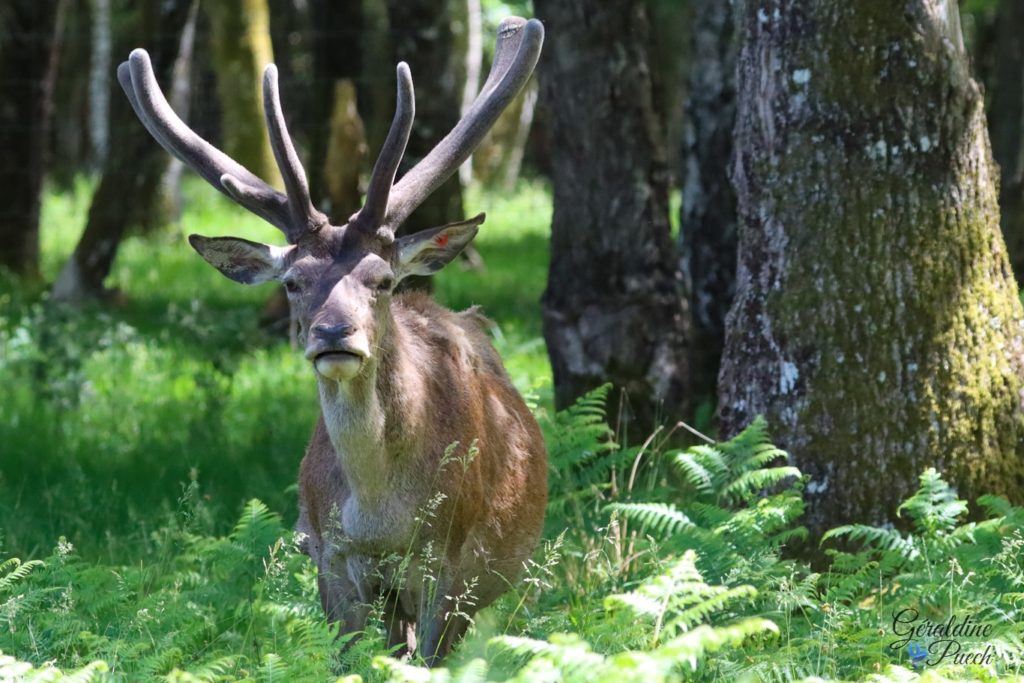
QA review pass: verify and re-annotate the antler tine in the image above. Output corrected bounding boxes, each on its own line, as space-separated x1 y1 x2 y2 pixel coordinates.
355 62 415 234
383 17 543 231
120 49 295 239
263 65 327 234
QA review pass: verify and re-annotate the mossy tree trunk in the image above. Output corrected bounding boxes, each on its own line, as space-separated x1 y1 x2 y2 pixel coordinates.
678 0 739 402
205 0 279 184
536 0 690 436
718 0 1024 536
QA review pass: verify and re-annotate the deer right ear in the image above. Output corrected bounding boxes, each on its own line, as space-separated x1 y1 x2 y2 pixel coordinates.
188 235 294 284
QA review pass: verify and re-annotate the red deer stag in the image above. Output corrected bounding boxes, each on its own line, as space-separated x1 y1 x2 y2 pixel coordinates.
118 17 547 664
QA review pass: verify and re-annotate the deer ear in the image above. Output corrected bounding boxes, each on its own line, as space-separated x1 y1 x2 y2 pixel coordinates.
394 213 484 281
188 235 294 284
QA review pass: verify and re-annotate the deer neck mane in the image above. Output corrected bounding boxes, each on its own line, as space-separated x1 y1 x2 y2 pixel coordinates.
316 302 432 501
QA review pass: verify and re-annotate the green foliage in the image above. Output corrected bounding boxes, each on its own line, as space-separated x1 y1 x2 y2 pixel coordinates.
4 181 1024 681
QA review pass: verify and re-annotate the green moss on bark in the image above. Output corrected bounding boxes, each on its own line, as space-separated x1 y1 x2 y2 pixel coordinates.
720 0 1024 536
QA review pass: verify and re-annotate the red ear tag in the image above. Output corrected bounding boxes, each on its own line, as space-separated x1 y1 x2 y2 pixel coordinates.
434 233 450 247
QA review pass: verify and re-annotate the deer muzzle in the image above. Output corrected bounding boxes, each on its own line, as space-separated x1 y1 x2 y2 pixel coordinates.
305 338 369 382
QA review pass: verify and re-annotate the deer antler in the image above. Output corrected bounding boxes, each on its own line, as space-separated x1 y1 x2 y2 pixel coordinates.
118 49 325 243
353 62 414 239
354 17 544 235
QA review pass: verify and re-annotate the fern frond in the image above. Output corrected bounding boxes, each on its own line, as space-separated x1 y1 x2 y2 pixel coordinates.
721 466 802 504
0 558 43 594
607 502 693 536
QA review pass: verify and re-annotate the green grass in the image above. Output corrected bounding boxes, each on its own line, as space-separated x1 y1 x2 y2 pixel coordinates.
1 178 553 562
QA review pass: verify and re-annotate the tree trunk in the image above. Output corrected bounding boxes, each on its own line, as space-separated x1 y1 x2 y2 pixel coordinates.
0 1 64 280
159 0 201 223
471 79 536 189
987 0 1024 279
88 0 112 170
385 0 466 237
458 0 482 187
646 0 691 179
678 0 739 403
204 0 279 184
500 79 538 191
307 0 363 221
52 0 189 303
323 79 367 217
719 0 1024 537
536 0 690 436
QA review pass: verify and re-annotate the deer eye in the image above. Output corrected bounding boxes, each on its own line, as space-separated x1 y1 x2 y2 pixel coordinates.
283 277 303 294
376 276 395 293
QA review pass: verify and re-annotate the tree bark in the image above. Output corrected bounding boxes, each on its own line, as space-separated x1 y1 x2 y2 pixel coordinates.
0 1 64 280
159 0 201 223
536 0 690 436
385 0 466 236
88 0 112 170
204 0 279 184
52 0 189 303
719 0 1024 537
307 0 363 221
678 0 739 402
986 0 1024 279
458 0 482 187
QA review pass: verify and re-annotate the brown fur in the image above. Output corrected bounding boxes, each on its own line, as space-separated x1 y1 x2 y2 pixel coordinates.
296 291 548 663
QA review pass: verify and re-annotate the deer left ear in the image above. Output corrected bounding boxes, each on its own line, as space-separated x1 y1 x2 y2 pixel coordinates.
188 234 295 284
395 213 485 281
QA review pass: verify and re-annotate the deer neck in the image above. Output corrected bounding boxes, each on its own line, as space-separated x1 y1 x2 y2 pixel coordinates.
316 307 428 503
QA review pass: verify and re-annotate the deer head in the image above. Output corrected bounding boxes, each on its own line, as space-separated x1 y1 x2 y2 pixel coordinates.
119 18 543 382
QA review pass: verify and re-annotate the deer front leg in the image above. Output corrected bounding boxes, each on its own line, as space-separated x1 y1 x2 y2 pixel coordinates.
318 549 369 638
417 568 473 666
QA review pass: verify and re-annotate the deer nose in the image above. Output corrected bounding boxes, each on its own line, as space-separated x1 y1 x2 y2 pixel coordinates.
314 322 356 340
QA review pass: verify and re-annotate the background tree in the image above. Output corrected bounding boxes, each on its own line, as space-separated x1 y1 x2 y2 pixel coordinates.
204 0 279 184
678 0 738 403
0 0 66 280
718 0 1024 536
985 0 1024 278
52 0 190 302
536 0 690 435
305 0 364 222
384 0 467 239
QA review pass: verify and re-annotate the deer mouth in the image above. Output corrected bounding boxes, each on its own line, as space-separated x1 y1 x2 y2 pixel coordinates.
315 350 363 362
313 350 365 380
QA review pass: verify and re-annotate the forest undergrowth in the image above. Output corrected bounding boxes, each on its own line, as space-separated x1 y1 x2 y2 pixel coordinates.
1 182 1021 681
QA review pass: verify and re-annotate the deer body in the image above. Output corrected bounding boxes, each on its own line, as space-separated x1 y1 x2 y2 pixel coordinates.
118 16 547 663
298 294 546 655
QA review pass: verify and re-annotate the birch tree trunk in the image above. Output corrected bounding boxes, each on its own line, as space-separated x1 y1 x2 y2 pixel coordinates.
159 0 200 223
458 0 482 187
719 0 1024 536
52 0 189 303
536 0 690 435
678 0 738 401
88 0 112 170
